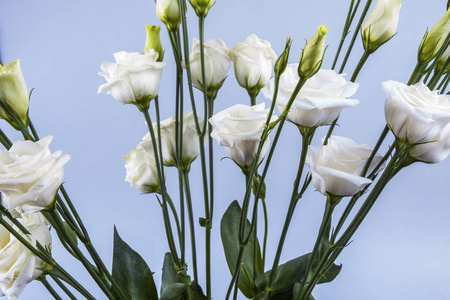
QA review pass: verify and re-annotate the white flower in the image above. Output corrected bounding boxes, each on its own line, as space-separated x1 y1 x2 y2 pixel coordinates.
0 60 29 129
263 66 359 128
306 136 384 197
0 136 71 214
231 34 277 94
209 103 277 169
183 38 231 98
0 212 51 300
125 146 160 194
410 123 450 163
98 50 167 110
141 110 203 169
383 80 450 143
361 0 402 53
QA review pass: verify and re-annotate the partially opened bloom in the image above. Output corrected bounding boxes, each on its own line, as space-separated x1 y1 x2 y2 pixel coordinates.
0 136 71 214
231 34 277 96
306 136 384 197
209 103 277 171
361 0 403 53
0 212 51 300
183 38 231 99
0 60 29 129
383 80 450 144
98 50 167 111
156 0 182 31
419 8 450 64
125 145 160 194
263 66 359 128
141 110 204 169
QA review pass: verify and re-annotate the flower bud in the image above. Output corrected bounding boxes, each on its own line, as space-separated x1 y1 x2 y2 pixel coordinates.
274 38 292 77
145 25 164 62
298 26 328 79
156 0 182 31
361 0 402 53
419 8 450 64
189 0 214 17
0 60 29 129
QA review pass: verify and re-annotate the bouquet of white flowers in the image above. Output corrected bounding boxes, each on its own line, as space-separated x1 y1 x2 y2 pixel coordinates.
1 0 450 299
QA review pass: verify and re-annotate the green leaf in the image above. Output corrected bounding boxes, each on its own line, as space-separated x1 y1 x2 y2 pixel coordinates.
160 253 206 300
112 227 158 300
220 200 263 299
317 263 342 284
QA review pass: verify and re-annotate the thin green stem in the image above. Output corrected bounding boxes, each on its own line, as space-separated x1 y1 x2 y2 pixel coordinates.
0 128 12 149
28 118 40 140
440 73 450 93
360 125 390 177
39 277 63 300
266 127 315 292
261 196 268 269
339 0 372 74
49 274 78 300
182 170 199 283
407 62 426 85
297 198 336 300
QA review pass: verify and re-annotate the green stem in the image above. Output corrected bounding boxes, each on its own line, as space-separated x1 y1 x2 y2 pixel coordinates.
28 118 40 140
440 72 450 93
297 197 336 300
332 0 361 70
360 125 390 177
266 127 315 291
407 62 426 85
339 0 372 74
39 276 63 300
261 196 268 269
0 128 12 149
250 94 257 106
142 109 181 267
182 170 199 283
49 274 78 300
48 209 117 300
206 98 215 299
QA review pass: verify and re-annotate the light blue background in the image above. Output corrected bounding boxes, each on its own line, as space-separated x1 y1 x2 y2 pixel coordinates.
1 0 450 299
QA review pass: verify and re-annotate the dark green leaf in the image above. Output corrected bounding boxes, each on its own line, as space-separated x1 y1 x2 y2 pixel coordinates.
221 200 263 299
160 253 206 300
317 263 342 284
112 227 158 300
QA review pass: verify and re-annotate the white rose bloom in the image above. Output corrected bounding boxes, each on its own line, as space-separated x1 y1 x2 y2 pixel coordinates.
209 103 277 169
231 34 277 93
410 123 450 163
306 136 384 197
383 80 450 143
98 50 167 110
0 136 71 214
125 145 160 194
361 0 402 52
263 66 359 128
141 110 203 168
0 212 51 300
183 38 231 98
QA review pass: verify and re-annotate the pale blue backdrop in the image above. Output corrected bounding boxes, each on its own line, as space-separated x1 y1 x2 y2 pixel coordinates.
1 0 449 299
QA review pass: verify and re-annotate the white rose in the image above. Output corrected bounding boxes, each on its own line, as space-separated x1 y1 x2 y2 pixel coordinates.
306 136 384 197
98 50 167 110
361 0 402 53
209 103 277 169
231 34 277 94
410 123 450 163
383 80 450 143
263 66 359 128
183 38 231 98
125 145 161 194
0 136 71 214
0 212 51 300
141 110 204 169
0 60 29 128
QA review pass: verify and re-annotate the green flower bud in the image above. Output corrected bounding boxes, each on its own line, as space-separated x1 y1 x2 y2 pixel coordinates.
145 25 164 62
361 0 403 53
189 0 214 17
156 0 182 31
419 8 450 64
0 60 29 129
298 26 328 79
274 38 292 77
